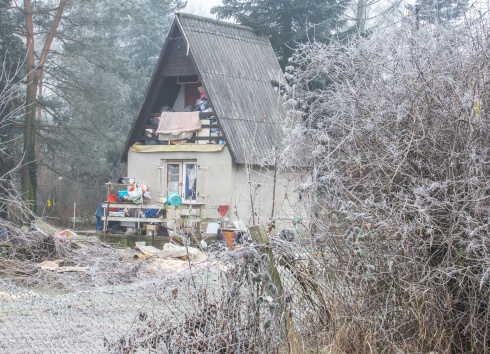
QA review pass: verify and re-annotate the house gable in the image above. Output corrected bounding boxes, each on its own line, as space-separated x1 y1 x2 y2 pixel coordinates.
161 27 198 77
121 13 286 165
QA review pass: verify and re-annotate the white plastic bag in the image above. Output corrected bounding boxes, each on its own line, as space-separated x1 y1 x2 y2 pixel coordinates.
128 187 143 204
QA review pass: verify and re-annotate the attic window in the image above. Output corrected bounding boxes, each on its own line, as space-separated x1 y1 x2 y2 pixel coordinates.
177 75 199 84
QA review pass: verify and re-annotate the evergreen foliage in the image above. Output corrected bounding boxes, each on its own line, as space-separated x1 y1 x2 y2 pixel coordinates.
0 0 24 212
4 0 184 220
211 0 348 68
406 0 468 24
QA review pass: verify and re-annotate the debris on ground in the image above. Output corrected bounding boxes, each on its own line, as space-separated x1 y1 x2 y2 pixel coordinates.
0 218 144 290
135 245 160 255
1 218 212 291
134 242 207 262
159 243 207 262
38 260 87 272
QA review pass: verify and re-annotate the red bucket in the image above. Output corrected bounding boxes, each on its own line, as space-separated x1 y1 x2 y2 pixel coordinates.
108 194 117 211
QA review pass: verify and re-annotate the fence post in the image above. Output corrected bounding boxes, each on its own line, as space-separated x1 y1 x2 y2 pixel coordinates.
73 203 76 231
249 225 298 353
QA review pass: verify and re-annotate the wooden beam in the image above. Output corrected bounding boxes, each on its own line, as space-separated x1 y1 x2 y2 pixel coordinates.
101 203 220 210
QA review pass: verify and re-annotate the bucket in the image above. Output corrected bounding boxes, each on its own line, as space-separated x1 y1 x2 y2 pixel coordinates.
167 193 182 206
108 194 117 211
223 231 235 248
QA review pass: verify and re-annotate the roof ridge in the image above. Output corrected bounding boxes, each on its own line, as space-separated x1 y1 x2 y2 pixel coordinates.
176 12 255 33
185 30 269 46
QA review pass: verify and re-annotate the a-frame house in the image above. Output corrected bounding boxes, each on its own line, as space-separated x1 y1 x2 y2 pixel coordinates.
121 13 299 226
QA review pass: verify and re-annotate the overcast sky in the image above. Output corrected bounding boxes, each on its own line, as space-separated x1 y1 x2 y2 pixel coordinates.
183 0 223 17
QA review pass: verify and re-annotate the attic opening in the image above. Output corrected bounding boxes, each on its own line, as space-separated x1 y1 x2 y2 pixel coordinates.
131 21 226 148
177 75 199 84
139 74 223 147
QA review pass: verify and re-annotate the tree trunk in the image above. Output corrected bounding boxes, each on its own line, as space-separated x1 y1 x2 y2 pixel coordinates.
280 0 293 69
21 0 67 213
356 0 366 31
22 0 37 212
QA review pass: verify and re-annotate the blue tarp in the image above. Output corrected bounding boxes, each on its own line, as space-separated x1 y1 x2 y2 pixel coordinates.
95 203 104 231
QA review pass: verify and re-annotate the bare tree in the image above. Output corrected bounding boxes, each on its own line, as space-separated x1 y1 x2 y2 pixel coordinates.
0 55 33 221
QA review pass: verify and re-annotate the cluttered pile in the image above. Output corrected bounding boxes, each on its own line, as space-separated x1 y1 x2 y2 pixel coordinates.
113 182 151 205
94 179 161 233
142 91 223 146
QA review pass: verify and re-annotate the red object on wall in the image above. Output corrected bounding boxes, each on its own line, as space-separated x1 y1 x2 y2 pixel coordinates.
218 205 229 217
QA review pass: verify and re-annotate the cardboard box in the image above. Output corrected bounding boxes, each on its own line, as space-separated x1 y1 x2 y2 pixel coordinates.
145 224 160 237
145 224 159 231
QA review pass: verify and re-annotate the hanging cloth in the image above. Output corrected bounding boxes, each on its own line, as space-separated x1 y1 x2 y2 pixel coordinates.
156 112 201 135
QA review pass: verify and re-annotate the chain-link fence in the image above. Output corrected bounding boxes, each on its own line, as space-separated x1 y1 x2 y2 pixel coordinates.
3 216 489 353
0 221 328 353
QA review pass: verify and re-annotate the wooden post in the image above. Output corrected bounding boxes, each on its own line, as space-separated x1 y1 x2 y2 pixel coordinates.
103 202 108 238
73 202 76 231
249 225 284 295
103 184 111 239
249 225 292 347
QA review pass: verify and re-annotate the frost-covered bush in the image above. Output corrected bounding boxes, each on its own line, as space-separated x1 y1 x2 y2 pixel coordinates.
284 15 490 352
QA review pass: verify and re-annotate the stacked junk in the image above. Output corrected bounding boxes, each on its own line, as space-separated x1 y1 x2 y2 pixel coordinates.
142 89 224 146
95 176 250 251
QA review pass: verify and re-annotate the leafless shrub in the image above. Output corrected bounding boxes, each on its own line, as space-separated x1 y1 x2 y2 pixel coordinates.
283 12 490 353
0 55 31 223
0 218 148 292
105 246 289 353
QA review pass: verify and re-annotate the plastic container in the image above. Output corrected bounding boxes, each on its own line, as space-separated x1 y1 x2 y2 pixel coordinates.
118 190 129 197
223 231 235 248
108 194 117 211
166 193 182 206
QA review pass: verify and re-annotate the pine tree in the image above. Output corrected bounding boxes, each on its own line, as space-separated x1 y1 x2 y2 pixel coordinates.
0 0 24 218
407 0 468 25
211 0 348 69
5 0 184 214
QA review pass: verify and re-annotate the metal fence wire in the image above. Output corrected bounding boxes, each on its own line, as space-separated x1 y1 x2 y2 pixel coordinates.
0 223 328 354
3 219 488 353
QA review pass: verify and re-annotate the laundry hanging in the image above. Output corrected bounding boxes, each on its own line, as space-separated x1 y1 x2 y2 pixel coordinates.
156 112 201 135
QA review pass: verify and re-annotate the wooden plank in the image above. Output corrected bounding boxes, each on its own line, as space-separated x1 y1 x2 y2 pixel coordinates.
102 217 163 222
101 217 224 223
194 136 222 141
102 203 220 210
149 112 215 118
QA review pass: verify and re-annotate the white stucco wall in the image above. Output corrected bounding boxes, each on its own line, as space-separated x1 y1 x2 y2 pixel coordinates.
127 146 304 231
127 146 232 208
231 164 305 230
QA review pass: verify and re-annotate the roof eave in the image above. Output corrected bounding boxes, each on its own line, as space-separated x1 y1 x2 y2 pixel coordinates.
119 16 181 163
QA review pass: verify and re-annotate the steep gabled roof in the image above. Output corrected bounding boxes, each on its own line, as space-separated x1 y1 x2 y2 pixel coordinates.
121 13 286 165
